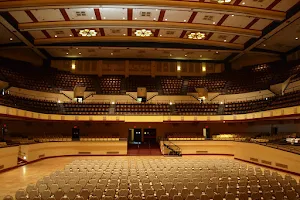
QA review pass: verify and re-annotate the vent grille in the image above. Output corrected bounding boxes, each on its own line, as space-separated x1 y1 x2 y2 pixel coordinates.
275 163 288 169
111 29 121 34
140 11 151 17
107 151 119 154
78 152 91 154
75 11 87 17
196 151 208 154
39 154 45 158
250 157 259 162
261 160 272 165
54 31 64 35
166 30 175 35
203 15 214 21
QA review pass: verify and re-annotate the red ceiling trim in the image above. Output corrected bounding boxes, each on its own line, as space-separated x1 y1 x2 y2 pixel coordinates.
158 10 166 22
245 18 259 29
41 30 51 38
154 29 160 37
229 35 239 43
127 8 133 21
59 8 70 21
188 12 197 23
99 28 105 36
127 28 132 36
94 8 101 20
217 14 229 26
233 0 243 5
205 33 213 40
180 30 187 38
25 10 38 22
266 0 281 10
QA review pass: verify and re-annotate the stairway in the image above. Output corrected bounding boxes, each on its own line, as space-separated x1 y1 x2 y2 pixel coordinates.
181 79 189 95
163 141 182 156
217 103 225 115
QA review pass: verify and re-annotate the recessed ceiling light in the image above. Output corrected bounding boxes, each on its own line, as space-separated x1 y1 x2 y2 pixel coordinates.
159 35 162 37
54 35 57 38
153 18 156 20
185 54 187 57
231 14 234 17
216 51 219 54
123 34 126 36
213 22 216 25
123 17 125 20
134 17 137 20
263 44 266 47
91 17 94 19
79 52 81 55
242 2 245 5
296 37 299 40
103 17 106 19
184 20 186 22
224 40 227 42
66 52 69 55
165 19 168 21
69 34 72 37
9 38 13 41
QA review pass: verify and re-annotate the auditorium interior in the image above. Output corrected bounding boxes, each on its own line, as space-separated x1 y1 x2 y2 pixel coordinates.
0 0 300 200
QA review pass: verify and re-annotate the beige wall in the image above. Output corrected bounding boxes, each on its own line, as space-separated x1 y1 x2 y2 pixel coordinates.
20 141 127 162
51 60 224 77
231 53 281 70
0 146 19 171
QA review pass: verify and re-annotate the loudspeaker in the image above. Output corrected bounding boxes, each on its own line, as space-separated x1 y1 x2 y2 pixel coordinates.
72 126 80 141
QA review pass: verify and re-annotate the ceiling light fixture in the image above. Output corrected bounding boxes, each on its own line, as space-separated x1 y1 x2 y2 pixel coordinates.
188 32 206 40
296 37 299 40
54 35 57 38
224 40 227 42
123 17 125 19
91 17 94 19
242 2 245 5
159 35 162 37
165 19 168 21
79 52 82 55
153 18 156 20
9 38 13 41
79 29 97 37
213 22 216 25
69 34 72 37
134 29 152 37
103 17 106 19
217 0 231 3
66 52 69 55
184 20 187 22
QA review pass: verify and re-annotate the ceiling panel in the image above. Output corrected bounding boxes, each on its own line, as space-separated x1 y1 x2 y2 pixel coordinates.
222 15 255 28
272 0 299 12
233 36 251 44
47 29 74 38
158 29 183 38
250 19 273 30
132 8 160 21
104 28 127 36
163 10 193 22
100 8 127 20
9 11 33 23
209 33 235 42
28 30 47 39
0 23 21 44
193 12 224 25
237 0 274 9
31 9 64 22
65 8 96 20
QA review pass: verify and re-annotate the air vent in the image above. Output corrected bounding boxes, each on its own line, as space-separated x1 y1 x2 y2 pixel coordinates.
166 30 175 35
78 152 91 154
111 29 121 34
107 151 119 154
75 11 87 17
140 11 151 17
39 154 45 158
54 31 64 35
250 157 259 162
203 15 214 21
261 160 272 165
275 163 288 169
218 35 227 40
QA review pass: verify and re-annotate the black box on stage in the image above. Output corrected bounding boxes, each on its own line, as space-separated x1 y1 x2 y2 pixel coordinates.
72 126 80 141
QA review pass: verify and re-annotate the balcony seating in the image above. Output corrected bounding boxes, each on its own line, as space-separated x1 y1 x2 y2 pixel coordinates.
63 102 110 115
175 103 218 115
99 76 121 94
125 76 157 92
267 90 300 110
167 133 205 140
115 103 170 115
161 77 183 95
224 98 272 115
188 75 227 92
